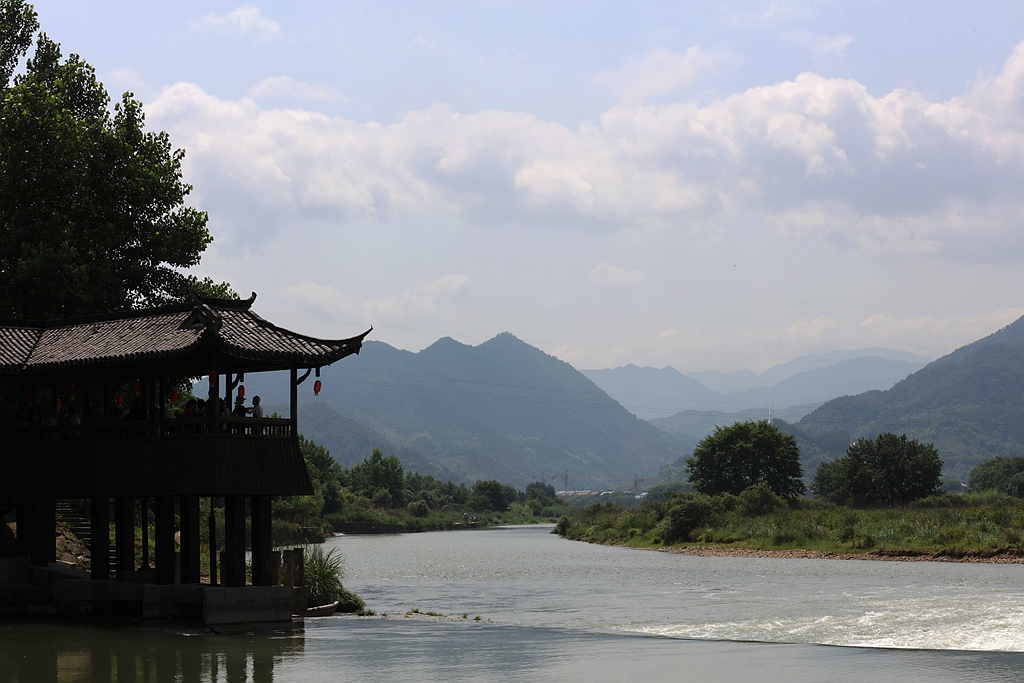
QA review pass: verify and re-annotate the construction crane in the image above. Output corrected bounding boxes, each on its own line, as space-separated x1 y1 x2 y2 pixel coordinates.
602 473 646 495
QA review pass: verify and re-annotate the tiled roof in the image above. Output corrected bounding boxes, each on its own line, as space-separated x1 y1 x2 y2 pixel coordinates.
0 294 369 374
0 326 41 371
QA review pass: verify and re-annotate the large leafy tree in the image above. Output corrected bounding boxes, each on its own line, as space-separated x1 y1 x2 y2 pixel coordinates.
0 0 229 320
812 433 942 506
686 420 804 498
344 448 406 506
968 457 1024 497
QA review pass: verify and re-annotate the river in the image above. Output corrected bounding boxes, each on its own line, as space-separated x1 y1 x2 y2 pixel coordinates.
3 525 1024 681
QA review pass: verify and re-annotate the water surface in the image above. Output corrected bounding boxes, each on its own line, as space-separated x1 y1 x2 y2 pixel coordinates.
4 524 1024 682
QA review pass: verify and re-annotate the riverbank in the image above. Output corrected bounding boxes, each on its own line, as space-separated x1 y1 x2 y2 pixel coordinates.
555 490 1024 559
645 544 1024 563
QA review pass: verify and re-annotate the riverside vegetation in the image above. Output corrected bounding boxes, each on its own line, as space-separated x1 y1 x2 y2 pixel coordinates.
557 421 1024 559
271 437 567 545
554 485 1024 557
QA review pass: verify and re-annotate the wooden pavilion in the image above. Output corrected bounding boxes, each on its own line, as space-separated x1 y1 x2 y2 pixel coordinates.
0 293 369 590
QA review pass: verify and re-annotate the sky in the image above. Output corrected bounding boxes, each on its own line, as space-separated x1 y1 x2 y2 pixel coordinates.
27 1 1024 372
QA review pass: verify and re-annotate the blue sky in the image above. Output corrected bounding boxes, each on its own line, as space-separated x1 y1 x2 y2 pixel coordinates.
28 1 1024 371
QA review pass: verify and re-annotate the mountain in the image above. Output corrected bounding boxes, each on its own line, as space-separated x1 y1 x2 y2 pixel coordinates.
650 405 822 441
584 355 926 419
726 358 927 409
274 401 458 480
798 316 1024 481
580 365 729 419
686 348 931 393
236 334 691 487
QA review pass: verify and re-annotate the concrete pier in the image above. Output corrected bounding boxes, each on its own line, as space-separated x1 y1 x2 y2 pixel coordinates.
0 558 295 627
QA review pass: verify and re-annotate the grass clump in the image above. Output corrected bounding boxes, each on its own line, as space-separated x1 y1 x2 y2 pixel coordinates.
304 545 366 612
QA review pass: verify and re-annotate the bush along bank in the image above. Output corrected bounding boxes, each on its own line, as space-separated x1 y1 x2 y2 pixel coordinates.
553 485 1024 559
271 437 567 545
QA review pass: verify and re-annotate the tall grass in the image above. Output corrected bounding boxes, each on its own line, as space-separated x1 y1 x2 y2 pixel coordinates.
554 491 1024 556
304 545 365 612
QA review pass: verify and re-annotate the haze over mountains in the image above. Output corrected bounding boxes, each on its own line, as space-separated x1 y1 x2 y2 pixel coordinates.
237 334 692 488
232 316 1024 489
797 315 1024 481
582 350 929 420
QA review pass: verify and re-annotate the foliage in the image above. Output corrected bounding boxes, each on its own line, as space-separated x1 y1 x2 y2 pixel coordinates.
344 448 406 507
274 436 564 542
555 490 1024 556
797 319 1024 483
524 481 566 515
304 545 345 607
468 479 518 511
686 420 804 498
968 457 1024 497
812 433 942 506
0 0 230 319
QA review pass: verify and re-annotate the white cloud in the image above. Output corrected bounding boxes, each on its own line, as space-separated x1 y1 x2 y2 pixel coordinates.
191 5 279 40
106 67 145 92
246 76 341 103
658 329 682 338
590 263 647 288
727 2 790 24
592 47 736 105
783 30 854 58
148 40 1024 263
409 33 438 51
282 275 471 324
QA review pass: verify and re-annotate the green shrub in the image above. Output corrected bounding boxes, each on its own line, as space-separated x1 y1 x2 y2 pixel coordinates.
337 586 366 613
738 483 787 517
407 500 430 517
657 493 718 544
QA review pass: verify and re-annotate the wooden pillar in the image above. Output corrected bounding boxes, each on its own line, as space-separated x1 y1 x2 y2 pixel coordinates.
250 495 273 586
30 498 55 567
179 496 201 584
208 497 218 586
154 496 175 585
140 497 151 569
15 498 30 557
90 497 110 580
289 367 298 436
223 495 246 586
210 372 220 434
115 497 135 574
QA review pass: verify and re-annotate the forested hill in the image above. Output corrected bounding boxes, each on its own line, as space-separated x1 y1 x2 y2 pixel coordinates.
797 315 1024 480
241 333 691 487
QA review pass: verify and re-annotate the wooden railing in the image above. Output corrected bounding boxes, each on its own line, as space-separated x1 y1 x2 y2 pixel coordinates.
6 417 294 443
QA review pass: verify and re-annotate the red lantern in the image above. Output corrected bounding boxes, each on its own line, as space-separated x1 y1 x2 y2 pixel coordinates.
26 391 33 405
69 385 77 399
170 390 179 403
209 372 218 385
313 379 322 396
134 380 143 394
237 385 245 398
56 399 62 412
115 393 123 407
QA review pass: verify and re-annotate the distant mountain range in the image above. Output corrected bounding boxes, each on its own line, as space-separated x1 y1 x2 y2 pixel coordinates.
797 315 1024 481
582 350 928 420
237 334 692 488
687 348 931 394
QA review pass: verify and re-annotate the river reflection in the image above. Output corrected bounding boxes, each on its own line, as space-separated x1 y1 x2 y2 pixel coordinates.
5 618 1024 683
0 622 302 682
